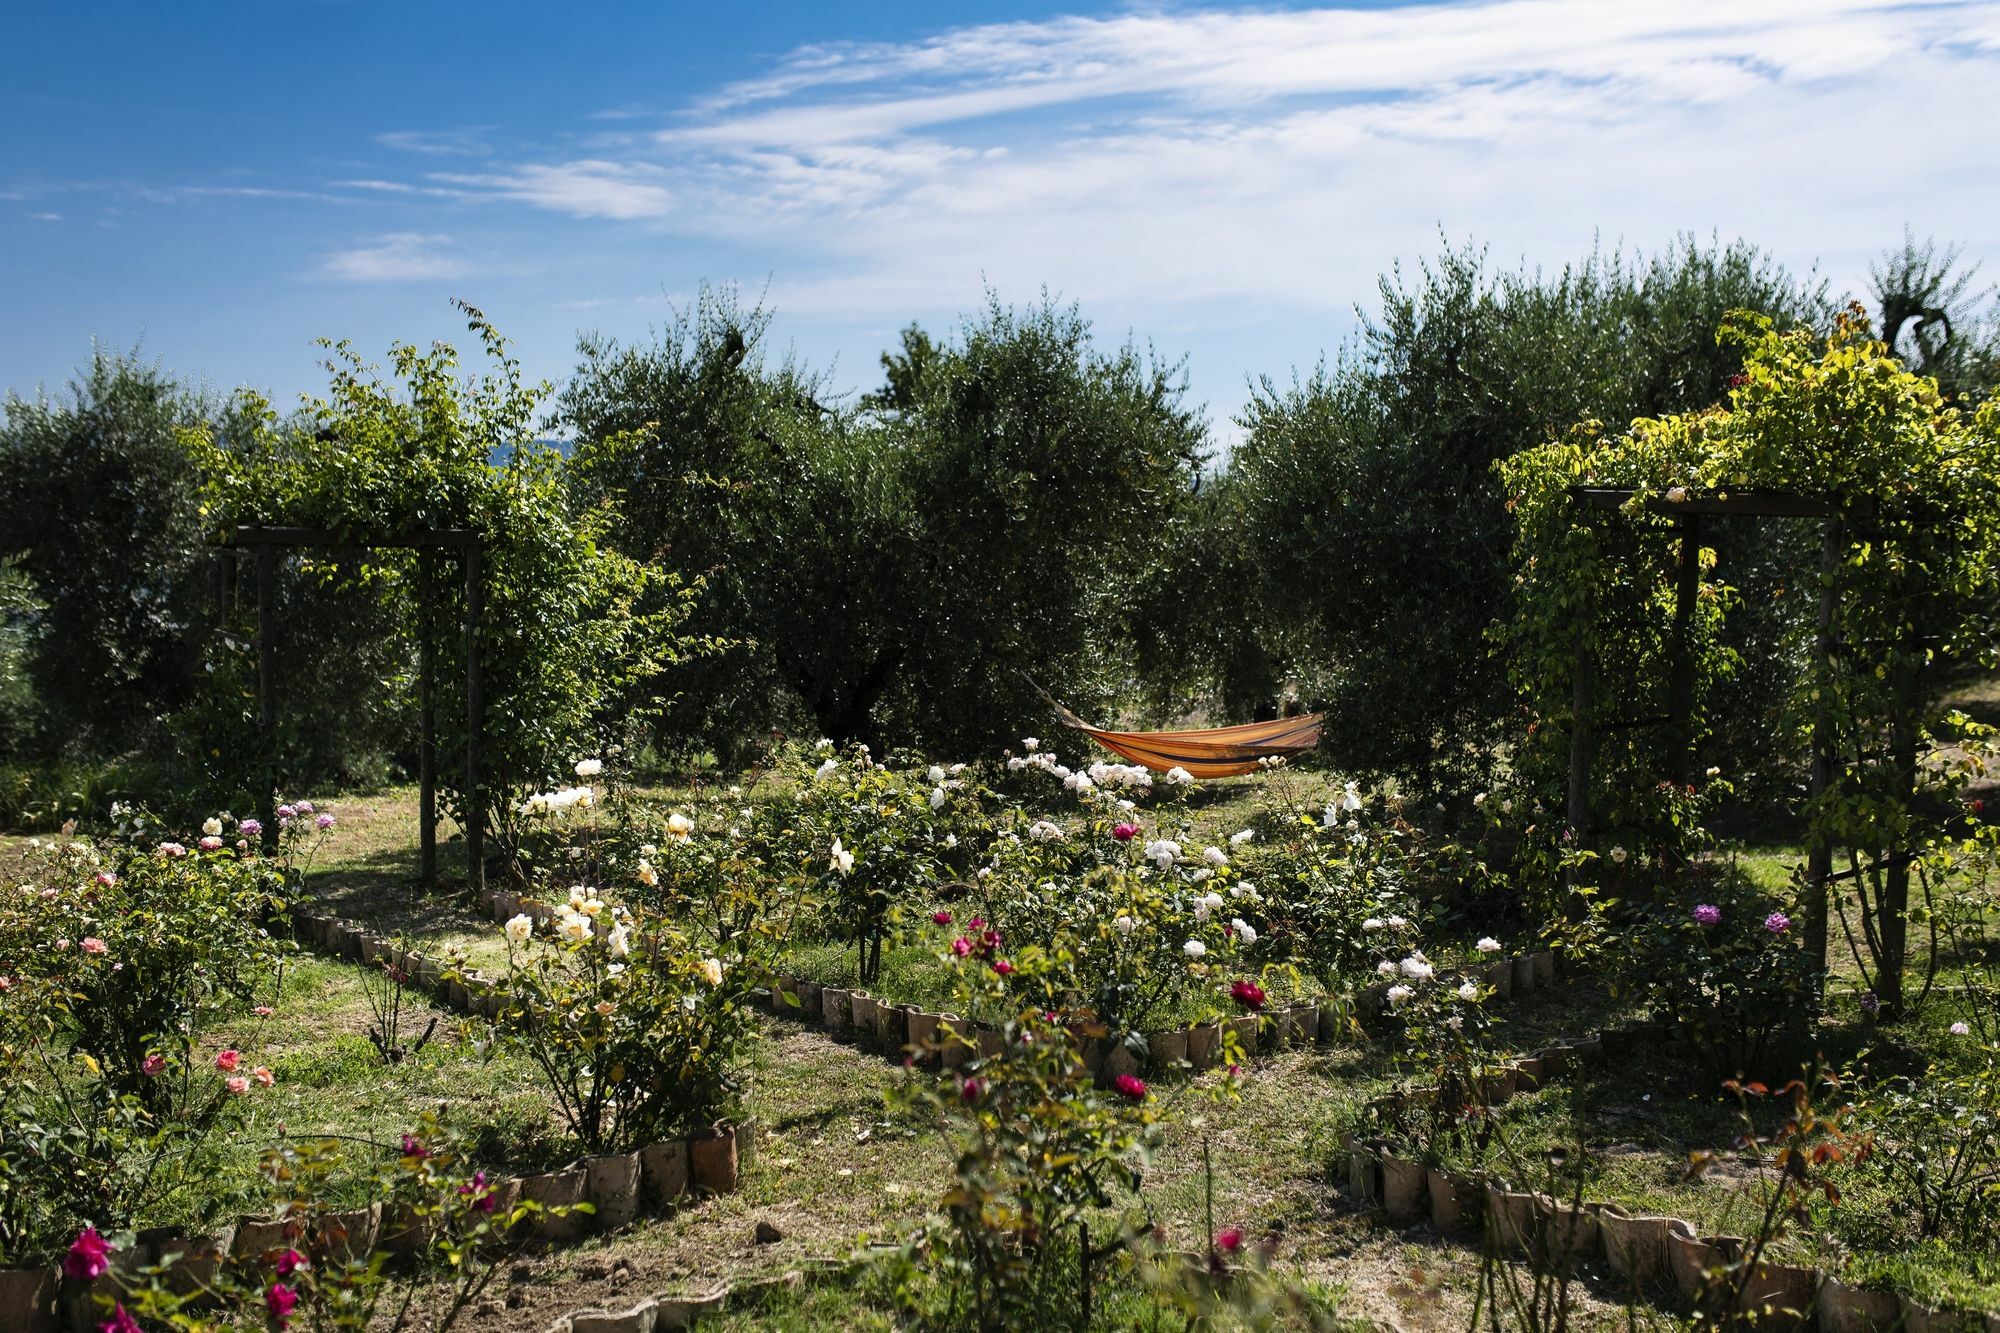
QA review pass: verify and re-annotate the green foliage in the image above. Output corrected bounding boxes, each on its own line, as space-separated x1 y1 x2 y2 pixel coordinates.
488 897 758 1153
0 829 300 1263
0 351 213 755
872 294 1207 752
111 1113 566 1332
892 951 1160 1332
1223 236 1828 792
1612 876 1813 1082
1844 1056 2000 1249
772 743 988 983
1871 228 2000 407
560 289 1207 756
9 831 289 1107
189 304 704 848
1504 307 2000 1009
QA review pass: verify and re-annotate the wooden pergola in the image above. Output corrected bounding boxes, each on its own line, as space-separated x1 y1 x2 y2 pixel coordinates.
226 525 485 888
1564 486 1890 985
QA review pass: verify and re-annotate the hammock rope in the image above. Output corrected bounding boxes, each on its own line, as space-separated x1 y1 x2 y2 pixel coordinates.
1023 675 1322 778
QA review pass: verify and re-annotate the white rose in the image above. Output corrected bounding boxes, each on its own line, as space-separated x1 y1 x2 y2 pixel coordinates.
1476 937 1502 954
699 957 724 986
574 758 604 778
1229 829 1255 846
202 817 223 837
608 925 631 958
1231 918 1258 945
505 914 534 945
1457 981 1480 1001
1387 983 1414 1009
1182 939 1207 959
1203 846 1228 867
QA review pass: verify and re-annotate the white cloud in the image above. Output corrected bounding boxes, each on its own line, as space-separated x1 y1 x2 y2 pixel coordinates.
319 1 2000 423
321 232 468 282
428 160 673 219
603 0 1999 325
27 211 62 222
376 128 493 156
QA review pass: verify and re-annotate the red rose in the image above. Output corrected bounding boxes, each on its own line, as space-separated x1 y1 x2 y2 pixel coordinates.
1230 979 1267 1010
1113 1073 1148 1101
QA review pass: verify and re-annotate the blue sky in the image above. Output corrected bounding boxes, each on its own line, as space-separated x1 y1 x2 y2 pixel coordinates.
4 0 1997 441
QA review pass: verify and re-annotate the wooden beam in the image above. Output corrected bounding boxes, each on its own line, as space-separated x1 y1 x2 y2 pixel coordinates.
232 525 479 549
1569 487 1836 519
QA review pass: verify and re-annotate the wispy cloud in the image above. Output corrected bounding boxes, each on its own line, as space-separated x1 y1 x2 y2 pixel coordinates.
376 128 494 156
27 211 62 222
427 159 673 219
321 232 467 282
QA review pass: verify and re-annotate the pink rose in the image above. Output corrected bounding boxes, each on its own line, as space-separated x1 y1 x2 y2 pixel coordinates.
252 1066 274 1087
81 937 107 955
215 1049 241 1072
1113 1073 1148 1101
266 1281 299 1323
100 1303 143 1333
225 1075 251 1095
65 1226 112 1280
141 1054 167 1077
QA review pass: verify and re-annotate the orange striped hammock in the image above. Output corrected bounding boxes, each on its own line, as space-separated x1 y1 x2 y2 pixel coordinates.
1026 678 1323 778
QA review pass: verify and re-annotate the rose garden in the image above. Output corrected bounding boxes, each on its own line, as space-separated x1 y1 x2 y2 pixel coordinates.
2 247 1998 1331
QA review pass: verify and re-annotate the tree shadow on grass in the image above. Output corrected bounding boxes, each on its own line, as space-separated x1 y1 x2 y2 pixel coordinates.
305 837 489 937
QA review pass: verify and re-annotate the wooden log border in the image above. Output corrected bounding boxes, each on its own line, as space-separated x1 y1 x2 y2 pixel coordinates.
1335 1013 2000 1332
0 900 764 1333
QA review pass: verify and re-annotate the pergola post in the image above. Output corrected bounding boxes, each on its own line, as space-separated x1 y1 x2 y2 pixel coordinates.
1802 521 1842 1004
234 524 480 886
255 544 278 853
418 547 438 886
463 543 484 890
1565 595 1595 917
1666 515 1703 783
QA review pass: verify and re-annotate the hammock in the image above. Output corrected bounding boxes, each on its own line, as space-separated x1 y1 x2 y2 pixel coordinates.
1026 677 1323 778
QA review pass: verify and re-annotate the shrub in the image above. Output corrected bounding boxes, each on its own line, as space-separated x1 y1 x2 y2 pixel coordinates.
1843 1059 2000 1249
893 948 1161 1331
1612 875 1813 1082
488 899 758 1153
8 827 289 1108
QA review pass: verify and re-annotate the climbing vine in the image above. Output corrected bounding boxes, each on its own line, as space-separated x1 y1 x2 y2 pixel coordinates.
185 305 715 858
1501 306 2000 1013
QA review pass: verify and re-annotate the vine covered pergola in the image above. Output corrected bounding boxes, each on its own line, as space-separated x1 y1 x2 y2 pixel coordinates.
1504 308 2000 1016
221 525 486 887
